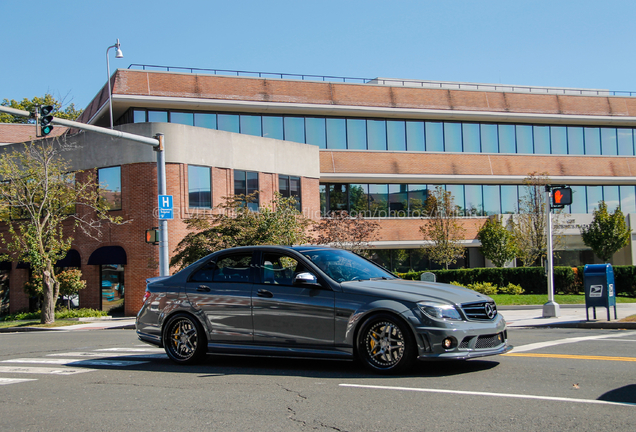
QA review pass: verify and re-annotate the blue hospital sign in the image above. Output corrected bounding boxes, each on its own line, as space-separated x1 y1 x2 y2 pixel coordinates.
158 195 174 220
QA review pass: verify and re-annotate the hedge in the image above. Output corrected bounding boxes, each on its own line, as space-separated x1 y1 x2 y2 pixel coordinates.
398 265 636 297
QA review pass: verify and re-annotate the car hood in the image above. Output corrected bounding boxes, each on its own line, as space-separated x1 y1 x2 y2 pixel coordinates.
341 279 492 305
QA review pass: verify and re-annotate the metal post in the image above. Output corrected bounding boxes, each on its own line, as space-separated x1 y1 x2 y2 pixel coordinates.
543 186 560 318
155 133 169 277
106 51 113 129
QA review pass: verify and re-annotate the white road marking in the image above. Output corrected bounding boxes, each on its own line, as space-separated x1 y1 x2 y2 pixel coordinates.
1 358 148 367
47 352 166 359
0 366 93 375
512 331 636 353
339 384 636 408
0 377 37 385
96 348 164 352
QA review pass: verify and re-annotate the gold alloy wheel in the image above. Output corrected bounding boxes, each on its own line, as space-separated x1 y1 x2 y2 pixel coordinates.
364 321 405 368
168 318 198 361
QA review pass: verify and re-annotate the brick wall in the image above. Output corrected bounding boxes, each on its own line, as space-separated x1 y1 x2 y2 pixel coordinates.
102 70 636 119
319 150 636 178
3 161 322 316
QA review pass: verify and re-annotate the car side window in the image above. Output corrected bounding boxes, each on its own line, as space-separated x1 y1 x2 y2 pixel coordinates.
212 253 253 283
189 261 216 282
261 253 304 286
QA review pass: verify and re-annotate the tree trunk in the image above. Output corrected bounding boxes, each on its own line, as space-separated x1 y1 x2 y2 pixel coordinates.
40 268 58 324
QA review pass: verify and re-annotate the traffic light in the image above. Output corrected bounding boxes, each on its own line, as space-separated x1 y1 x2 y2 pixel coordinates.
552 187 572 208
145 228 159 245
39 105 55 136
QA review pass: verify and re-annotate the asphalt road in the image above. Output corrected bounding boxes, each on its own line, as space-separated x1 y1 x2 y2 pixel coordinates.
0 327 634 432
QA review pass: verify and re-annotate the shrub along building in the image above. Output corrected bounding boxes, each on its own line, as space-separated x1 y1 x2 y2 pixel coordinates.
1 66 635 316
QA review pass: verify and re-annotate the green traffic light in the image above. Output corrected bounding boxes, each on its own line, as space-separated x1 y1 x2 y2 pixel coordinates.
41 125 54 136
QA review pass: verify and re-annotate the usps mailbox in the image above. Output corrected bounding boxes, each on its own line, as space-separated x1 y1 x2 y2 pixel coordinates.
583 264 617 321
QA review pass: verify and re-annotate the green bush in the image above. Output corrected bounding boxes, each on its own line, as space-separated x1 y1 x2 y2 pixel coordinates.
499 283 524 295
398 265 636 297
467 282 498 296
0 308 107 322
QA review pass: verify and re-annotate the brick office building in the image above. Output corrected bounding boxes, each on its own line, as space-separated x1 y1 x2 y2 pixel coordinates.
2 66 636 316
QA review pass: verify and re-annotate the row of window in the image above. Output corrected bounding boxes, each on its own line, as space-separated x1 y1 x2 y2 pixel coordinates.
188 167 302 210
320 183 636 217
98 164 635 217
128 108 636 156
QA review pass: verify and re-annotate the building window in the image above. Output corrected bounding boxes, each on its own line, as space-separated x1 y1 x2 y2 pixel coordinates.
279 175 301 211
98 166 121 211
320 183 636 217
101 264 124 313
234 170 259 211
188 165 211 208
121 108 636 156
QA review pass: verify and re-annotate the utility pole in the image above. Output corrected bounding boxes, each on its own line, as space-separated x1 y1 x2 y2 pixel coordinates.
0 105 171 277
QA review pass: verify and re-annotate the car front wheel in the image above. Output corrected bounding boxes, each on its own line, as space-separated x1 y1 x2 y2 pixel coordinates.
357 314 415 374
163 314 207 364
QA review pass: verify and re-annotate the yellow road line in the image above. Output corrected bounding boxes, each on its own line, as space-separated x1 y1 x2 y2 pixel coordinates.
504 353 636 362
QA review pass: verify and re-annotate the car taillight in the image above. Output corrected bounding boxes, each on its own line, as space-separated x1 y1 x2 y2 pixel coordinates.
142 290 151 303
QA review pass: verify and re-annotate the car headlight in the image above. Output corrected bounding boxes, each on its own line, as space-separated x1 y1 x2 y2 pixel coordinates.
418 302 463 321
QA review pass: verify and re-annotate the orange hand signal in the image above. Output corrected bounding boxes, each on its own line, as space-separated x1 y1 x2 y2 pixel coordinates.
554 190 563 204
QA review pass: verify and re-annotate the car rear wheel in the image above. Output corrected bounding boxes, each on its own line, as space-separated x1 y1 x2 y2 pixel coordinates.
357 314 415 374
163 314 207 364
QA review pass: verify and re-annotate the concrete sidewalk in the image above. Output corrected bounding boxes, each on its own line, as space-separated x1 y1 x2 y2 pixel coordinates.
2 303 635 332
500 303 636 329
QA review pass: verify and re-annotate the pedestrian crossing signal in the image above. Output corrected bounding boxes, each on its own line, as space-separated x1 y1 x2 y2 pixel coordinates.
145 228 159 244
552 187 572 208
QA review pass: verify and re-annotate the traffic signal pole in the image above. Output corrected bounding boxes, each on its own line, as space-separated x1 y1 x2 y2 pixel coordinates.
0 105 171 277
543 185 560 318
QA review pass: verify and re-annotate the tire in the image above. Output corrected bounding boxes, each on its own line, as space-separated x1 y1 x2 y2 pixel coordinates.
163 314 207 365
357 313 416 374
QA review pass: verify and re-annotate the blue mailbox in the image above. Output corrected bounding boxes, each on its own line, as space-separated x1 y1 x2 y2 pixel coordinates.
583 264 617 321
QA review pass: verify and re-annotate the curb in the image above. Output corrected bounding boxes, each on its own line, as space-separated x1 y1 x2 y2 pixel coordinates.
516 321 636 330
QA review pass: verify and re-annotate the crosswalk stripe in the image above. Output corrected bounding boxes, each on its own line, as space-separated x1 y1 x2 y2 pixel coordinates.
1 358 148 367
47 352 166 359
0 377 37 385
0 366 94 375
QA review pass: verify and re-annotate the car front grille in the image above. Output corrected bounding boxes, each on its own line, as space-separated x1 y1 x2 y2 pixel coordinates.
475 333 505 349
461 301 498 320
460 332 506 350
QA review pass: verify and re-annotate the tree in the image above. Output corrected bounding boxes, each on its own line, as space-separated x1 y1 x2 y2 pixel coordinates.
23 268 86 310
0 94 83 123
312 211 380 255
0 141 120 324
477 215 518 267
171 193 312 270
510 172 550 267
419 186 466 269
580 201 630 262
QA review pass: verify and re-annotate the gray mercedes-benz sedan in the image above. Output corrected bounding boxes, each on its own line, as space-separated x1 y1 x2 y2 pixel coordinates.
136 246 511 373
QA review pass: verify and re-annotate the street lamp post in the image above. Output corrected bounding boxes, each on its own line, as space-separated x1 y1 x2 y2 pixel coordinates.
106 39 123 129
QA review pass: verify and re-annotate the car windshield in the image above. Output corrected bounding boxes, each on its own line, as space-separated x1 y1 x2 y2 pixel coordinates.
302 249 396 283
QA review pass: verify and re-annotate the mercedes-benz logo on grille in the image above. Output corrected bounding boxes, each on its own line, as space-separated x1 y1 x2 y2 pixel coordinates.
484 303 496 319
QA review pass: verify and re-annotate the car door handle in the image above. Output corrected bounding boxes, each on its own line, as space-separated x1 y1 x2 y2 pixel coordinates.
197 285 211 292
257 289 273 298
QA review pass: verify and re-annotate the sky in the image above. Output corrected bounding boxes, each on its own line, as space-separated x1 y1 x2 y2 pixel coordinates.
3 0 636 110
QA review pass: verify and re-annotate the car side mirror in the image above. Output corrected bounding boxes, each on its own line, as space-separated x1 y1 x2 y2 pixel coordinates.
293 272 320 286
